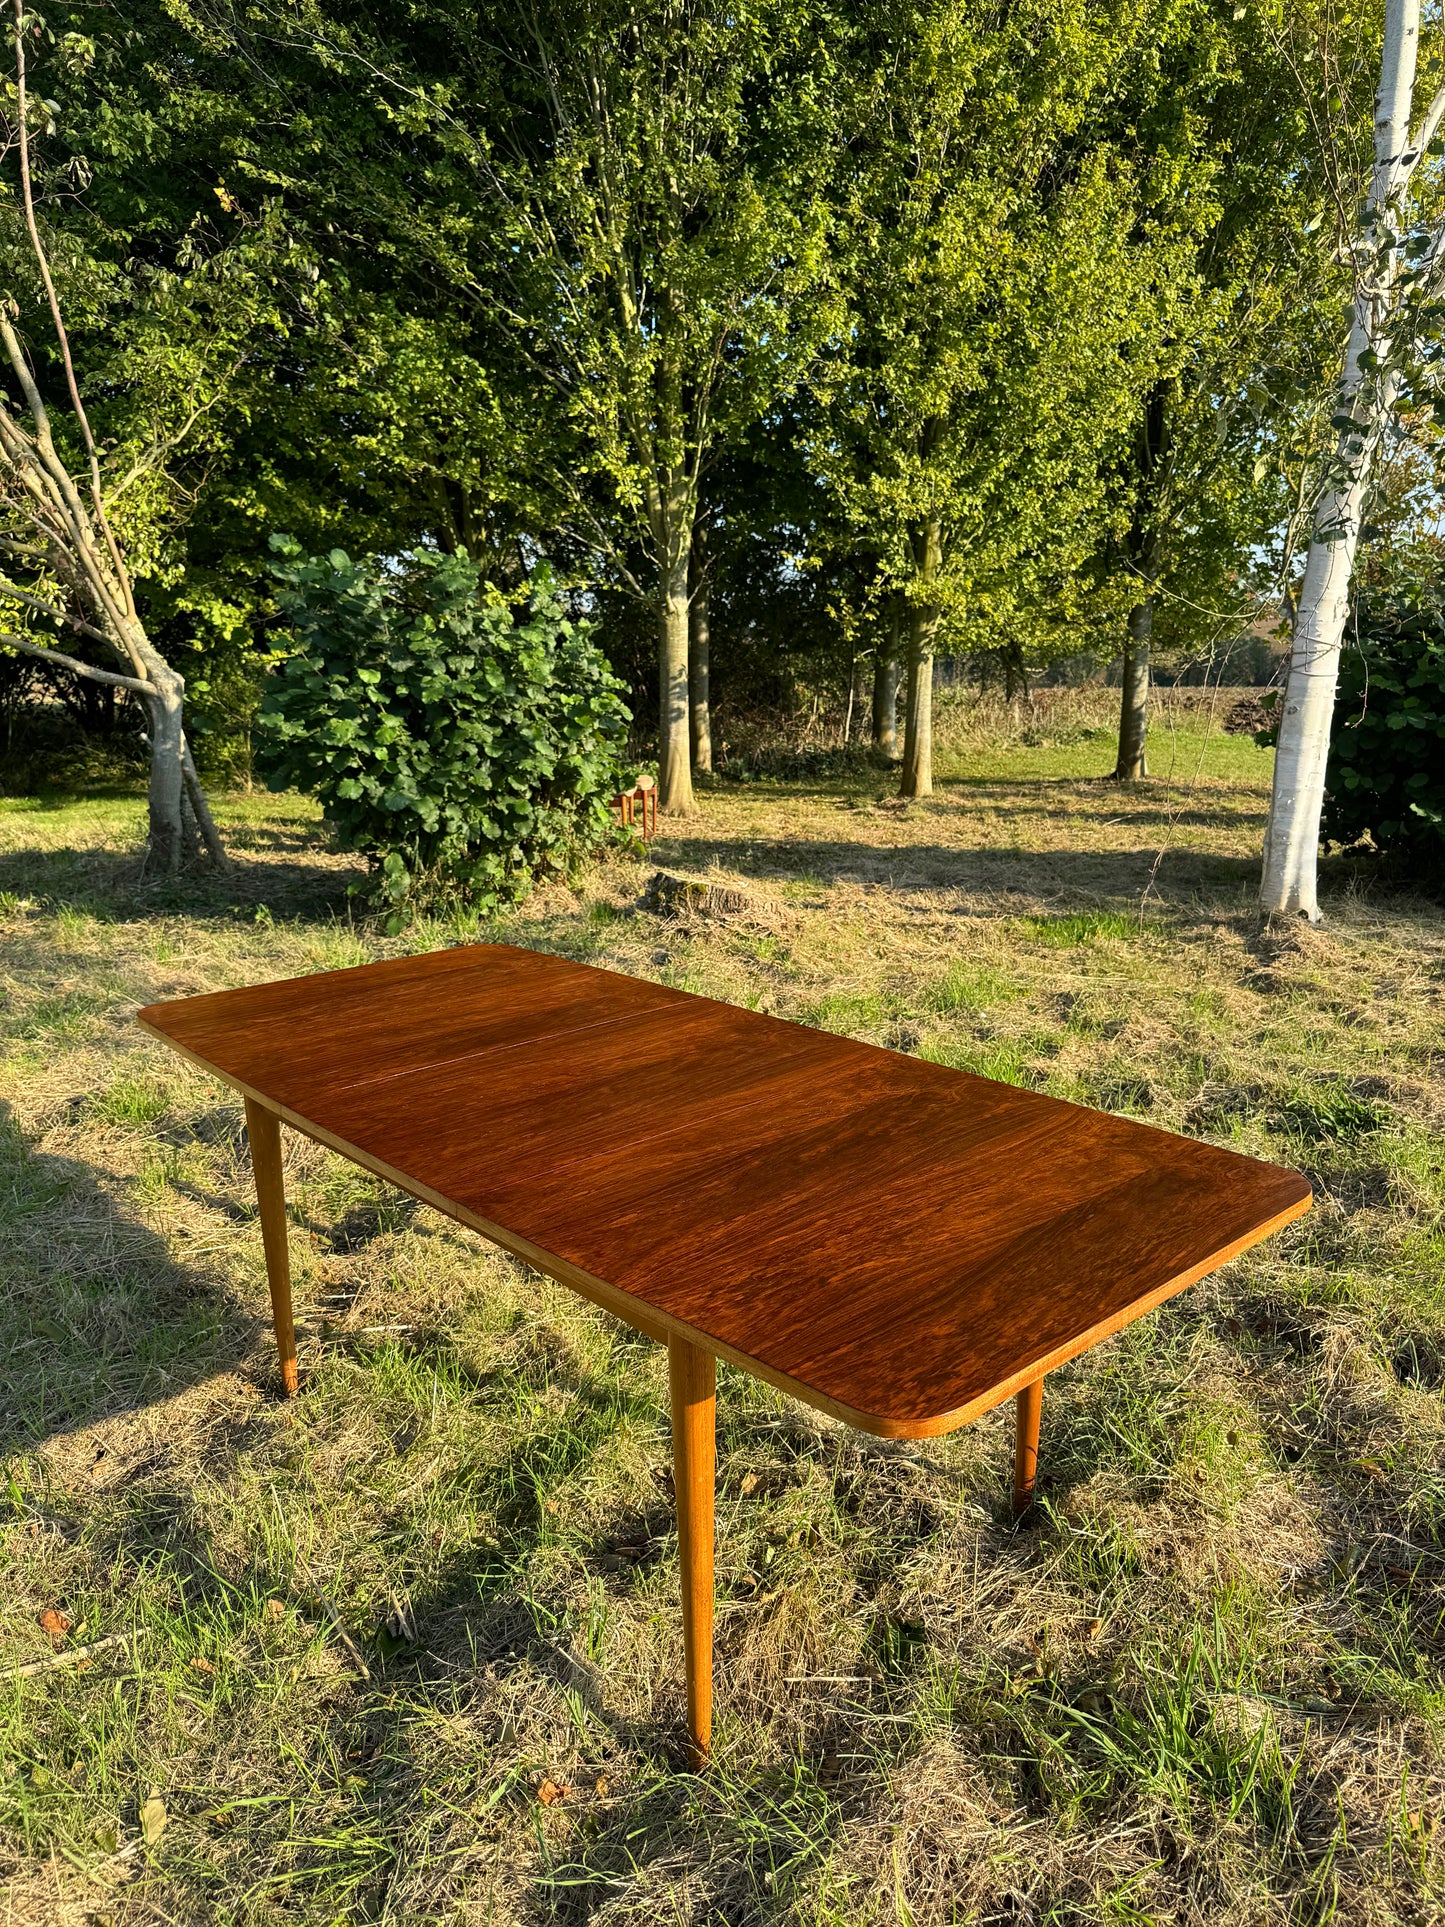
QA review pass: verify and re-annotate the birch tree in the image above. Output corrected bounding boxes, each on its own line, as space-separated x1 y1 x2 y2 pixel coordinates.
1261 0 1445 917
1 0 226 871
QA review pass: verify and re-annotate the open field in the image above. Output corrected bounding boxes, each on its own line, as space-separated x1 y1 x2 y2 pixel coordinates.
0 693 1442 1925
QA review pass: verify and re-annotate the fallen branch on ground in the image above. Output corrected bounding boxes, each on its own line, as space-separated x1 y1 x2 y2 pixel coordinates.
0 1632 130 1679
294 1568 372 1679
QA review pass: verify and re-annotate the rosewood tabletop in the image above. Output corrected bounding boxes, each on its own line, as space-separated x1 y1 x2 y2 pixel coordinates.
137 940 1311 1761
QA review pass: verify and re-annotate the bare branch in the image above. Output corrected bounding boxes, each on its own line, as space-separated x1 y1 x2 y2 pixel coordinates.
0 315 141 657
0 631 153 692
1406 81 1445 176
103 390 224 505
11 0 137 620
182 736 230 869
0 1632 129 1680
0 571 115 644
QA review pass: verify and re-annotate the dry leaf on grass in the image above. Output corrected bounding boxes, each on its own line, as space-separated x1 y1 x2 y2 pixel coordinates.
140 1791 167 1846
39 1608 70 1648
191 1655 217 1675
536 1777 569 1807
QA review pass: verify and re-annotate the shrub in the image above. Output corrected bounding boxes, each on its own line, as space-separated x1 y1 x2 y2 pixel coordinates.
259 539 631 922
1321 594 1445 868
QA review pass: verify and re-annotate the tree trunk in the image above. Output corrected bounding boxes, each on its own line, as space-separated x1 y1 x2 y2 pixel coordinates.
145 670 187 875
1260 0 1418 919
1113 597 1152 779
183 736 229 869
658 515 695 814
872 653 900 759
1260 484 1366 918
873 601 900 760
900 608 938 797
900 520 942 798
689 524 712 775
1002 640 1028 707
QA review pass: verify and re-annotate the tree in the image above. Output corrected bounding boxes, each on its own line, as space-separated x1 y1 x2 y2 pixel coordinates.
0 0 578 788
0 0 226 870
810 0 1194 798
1102 1 1360 782
1318 554 1445 868
185 0 850 813
1262 0 1445 918
470 0 846 812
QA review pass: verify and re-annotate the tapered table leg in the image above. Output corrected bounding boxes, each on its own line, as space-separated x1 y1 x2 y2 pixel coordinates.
244 1097 298 1396
1014 1376 1043 1517
668 1333 715 1767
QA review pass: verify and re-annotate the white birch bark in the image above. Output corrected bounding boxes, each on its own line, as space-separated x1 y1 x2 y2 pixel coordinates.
1261 0 1421 917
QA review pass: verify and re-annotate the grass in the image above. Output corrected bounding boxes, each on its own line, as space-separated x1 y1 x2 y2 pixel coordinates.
0 694 1442 1923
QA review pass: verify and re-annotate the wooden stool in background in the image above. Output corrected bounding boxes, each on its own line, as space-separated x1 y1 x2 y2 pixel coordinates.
613 773 657 839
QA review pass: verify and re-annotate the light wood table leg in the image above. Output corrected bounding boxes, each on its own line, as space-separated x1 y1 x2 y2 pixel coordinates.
244 1097 298 1396
668 1333 715 1767
1014 1376 1043 1517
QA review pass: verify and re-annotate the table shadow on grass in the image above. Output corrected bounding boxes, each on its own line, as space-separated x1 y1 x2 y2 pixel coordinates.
0 1103 269 1459
293 1390 916 1922
238 1317 996 1916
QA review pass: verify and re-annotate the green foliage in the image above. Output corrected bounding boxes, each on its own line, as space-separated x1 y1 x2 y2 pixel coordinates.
0 0 1387 782
259 541 631 923
1322 586 1445 869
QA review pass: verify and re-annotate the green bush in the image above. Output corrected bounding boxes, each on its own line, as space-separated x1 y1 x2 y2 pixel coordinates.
1321 593 1445 868
259 539 631 921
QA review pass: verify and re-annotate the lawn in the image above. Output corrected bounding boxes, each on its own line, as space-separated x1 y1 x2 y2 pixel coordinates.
0 691 1442 1925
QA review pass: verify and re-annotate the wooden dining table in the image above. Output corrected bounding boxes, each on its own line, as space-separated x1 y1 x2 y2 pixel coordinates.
138 941 1310 1765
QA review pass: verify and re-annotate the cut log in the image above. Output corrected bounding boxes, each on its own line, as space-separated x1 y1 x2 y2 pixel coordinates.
642 870 752 921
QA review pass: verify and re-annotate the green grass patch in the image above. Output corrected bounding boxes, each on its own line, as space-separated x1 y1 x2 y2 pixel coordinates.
1020 910 1141 947
14 987 114 1041
1273 1077 1390 1142
802 989 891 1035
924 958 1018 1012
919 1035 1036 1085
90 1076 173 1129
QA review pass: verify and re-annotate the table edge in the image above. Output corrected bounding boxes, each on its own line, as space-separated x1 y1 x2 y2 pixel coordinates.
137 1012 1313 1441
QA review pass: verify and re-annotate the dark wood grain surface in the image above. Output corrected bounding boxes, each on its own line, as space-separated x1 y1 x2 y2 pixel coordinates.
138 943 1310 1437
